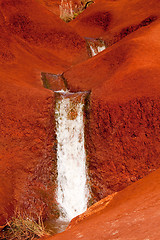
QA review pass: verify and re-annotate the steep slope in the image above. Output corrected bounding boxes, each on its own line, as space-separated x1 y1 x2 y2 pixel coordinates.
64 19 160 199
1 0 88 66
69 0 160 42
44 167 160 240
36 0 60 16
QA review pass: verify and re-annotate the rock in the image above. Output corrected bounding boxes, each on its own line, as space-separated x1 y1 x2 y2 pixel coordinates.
41 73 67 91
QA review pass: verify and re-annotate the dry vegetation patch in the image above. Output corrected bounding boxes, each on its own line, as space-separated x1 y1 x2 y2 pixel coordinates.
0 211 50 240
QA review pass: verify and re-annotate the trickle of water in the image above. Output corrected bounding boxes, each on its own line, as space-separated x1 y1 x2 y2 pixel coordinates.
90 45 97 56
97 45 106 53
55 91 90 222
85 37 106 57
89 44 106 56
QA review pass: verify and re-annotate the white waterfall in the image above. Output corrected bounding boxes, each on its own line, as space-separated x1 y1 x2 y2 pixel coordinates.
97 45 106 53
90 45 97 56
86 37 106 57
55 91 90 222
89 44 106 56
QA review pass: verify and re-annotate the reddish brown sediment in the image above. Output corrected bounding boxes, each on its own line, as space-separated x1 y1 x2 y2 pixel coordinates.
69 0 160 43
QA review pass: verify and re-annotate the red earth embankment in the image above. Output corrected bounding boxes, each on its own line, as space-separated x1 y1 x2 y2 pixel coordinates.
0 0 88 225
37 0 61 16
64 19 160 199
43 167 160 240
69 0 160 43
1 0 88 65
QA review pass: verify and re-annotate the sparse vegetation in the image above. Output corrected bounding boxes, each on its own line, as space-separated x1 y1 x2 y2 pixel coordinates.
59 0 94 22
0 210 50 240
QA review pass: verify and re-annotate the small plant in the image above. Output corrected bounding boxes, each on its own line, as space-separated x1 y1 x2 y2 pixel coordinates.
0 210 50 240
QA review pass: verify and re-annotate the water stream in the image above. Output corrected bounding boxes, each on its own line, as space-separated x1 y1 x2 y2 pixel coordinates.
54 90 90 224
85 37 106 57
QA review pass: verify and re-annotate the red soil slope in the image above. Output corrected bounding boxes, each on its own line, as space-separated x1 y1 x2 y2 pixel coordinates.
44 168 160 240
37 0 61 16
1 0 88 65
69 0 160 41
64 20 160 199
0 0 88 225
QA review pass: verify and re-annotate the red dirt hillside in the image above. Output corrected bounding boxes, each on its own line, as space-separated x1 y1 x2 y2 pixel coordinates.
1 0 88 65
69 0 160 41
44 167 160 240
37 0 61 16
64 18 160 198
0 0 88 225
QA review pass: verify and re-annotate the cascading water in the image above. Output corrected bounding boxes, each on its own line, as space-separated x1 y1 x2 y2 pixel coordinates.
89 45 97 57
97 45 106 53
55 90 90 223
89 44 106 56
85 37 106 57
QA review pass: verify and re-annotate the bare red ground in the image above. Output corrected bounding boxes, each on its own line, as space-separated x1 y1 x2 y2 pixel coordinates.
1 0 88 65
37 0 61 16
69 0 160 41
43 168 160 240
